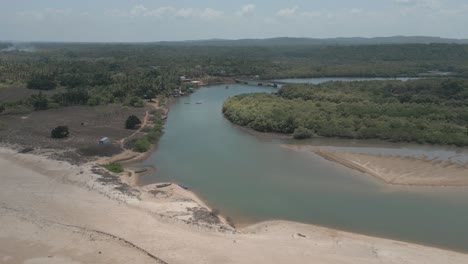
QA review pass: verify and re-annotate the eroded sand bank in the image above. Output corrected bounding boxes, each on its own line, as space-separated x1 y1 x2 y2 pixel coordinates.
283 144 468 186
1 146 468 264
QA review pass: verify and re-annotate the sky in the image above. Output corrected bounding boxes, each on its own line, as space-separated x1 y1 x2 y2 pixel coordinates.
1 0 468 42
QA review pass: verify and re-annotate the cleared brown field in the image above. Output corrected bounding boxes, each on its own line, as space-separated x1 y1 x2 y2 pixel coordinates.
0 104 147 159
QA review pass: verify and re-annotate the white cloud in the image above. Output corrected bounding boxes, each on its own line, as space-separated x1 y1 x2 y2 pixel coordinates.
176 8 223 20
238 4 256 17
277 6 299 17
394 0 443 9
147 7 177 17
17 8 71 21
130 4 148 16
106 5 222 20
394 0 415 4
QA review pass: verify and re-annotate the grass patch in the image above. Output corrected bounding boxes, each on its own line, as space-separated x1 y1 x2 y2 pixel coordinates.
102 162 124 173
125 136 151 152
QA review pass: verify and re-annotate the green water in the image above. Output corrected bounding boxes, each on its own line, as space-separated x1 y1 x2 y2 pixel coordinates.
138 82 468 253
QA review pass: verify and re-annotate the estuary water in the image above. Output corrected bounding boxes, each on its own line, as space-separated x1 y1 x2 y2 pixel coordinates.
137 79 468 252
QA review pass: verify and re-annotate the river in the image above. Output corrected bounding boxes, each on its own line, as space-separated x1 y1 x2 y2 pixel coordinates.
136 79 468 253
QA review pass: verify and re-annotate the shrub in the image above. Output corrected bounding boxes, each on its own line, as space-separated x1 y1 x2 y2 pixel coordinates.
293 126 313 139
27 75 57 90
125 137 150 152
51 126 69 139
127 96 145 107
125 115 142 129
102 162 124 173
133 137 150 152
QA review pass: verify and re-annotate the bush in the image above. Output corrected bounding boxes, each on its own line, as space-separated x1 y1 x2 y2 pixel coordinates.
125 115 142 129
133 137 150 152
126 96 145 108
125 137 150 152
293 127 313 139
102 162 124 173
51 126 69 139
27 75 57 90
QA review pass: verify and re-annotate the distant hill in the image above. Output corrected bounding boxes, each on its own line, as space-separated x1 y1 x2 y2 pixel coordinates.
157 36 468 46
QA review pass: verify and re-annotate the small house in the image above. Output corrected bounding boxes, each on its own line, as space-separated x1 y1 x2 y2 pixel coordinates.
99 137 111 145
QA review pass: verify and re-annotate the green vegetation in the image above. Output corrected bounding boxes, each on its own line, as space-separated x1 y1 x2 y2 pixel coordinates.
126 96 145 108
102 162 124 173
51 126 69 139
126 137 151 153
2 43 468 114
293 127 313 139
125 115 142 129
223 78 468 146
124 110 164 152
27 75 57 90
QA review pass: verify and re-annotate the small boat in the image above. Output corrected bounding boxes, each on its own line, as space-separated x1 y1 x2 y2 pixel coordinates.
225 86 229 89
195 101 202 104
156 183 172 188
177 184 189 190
184 102 190 104
134 168 148 173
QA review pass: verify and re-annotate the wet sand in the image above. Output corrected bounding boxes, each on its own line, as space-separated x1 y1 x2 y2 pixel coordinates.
2 146 468 263
283 145 468 186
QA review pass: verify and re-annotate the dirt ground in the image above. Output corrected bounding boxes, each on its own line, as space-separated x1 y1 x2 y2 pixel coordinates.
2 147 468 264
0 104 147 163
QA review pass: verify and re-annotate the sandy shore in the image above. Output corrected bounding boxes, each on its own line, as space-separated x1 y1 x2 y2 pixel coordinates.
283 144 468 186
2 147 468 264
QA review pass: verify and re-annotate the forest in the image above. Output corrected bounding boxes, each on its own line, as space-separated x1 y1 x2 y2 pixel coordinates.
223 79 468 146
2 42 468 130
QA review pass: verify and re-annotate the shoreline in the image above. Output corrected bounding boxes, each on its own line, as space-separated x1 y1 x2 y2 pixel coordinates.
3 145 468 263
36 82 467 258
283 144 468 187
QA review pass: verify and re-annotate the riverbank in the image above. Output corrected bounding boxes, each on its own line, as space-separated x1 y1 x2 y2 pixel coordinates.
97 97 170 184
283 145 468 186
2 146 468 263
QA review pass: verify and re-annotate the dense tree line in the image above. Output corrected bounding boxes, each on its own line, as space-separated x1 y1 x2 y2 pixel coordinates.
2 42 468 115
223 79 468 146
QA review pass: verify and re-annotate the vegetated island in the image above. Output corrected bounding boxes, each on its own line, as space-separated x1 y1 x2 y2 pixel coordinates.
223 78 468 146
223 78 468 186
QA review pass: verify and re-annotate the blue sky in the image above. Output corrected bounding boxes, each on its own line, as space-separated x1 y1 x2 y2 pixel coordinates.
1 0 467 42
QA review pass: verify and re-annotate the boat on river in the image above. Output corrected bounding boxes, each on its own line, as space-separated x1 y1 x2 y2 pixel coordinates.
134 168 148 173
156 183 172 188
196 101 202 104
177 184 189 190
